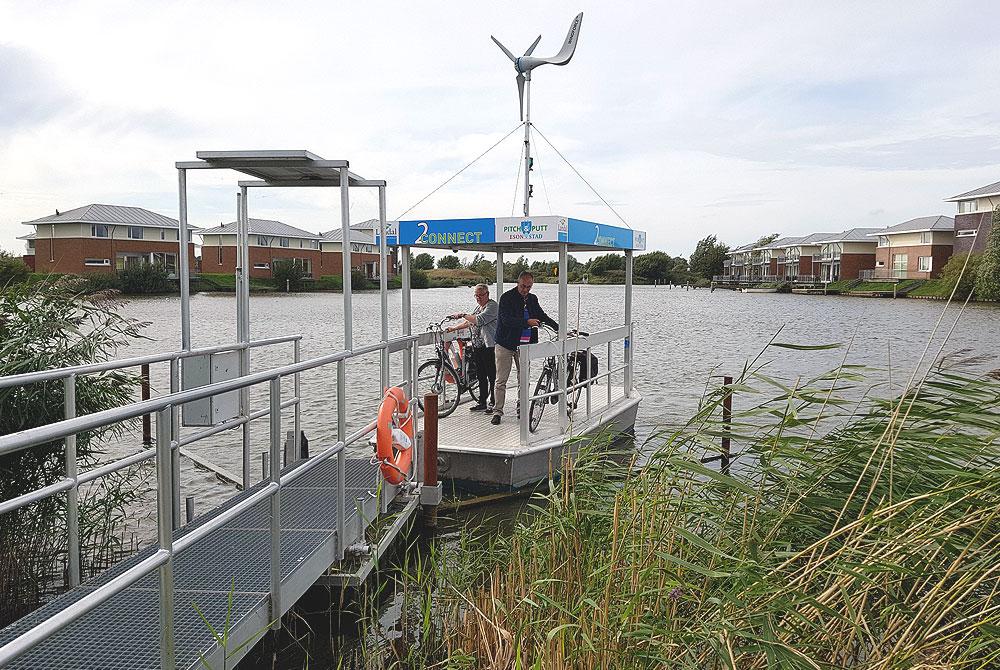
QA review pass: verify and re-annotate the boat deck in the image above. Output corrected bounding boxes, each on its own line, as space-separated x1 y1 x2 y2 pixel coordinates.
439 384 629 454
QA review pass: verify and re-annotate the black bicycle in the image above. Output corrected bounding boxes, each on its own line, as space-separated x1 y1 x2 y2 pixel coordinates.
416 318 479 418
528 327 595 432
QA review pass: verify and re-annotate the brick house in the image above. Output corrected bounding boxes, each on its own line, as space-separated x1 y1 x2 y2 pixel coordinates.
753 236 803 280
723 243 754 280
945 180 999 255
870 216 954 280
779 232 836 281
21 204 196 275
347 219 397 276
815 228 881 282
198 219 321 279
319 227 383 278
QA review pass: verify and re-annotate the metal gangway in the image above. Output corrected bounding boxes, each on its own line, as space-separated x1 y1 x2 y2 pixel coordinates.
0 150 439 668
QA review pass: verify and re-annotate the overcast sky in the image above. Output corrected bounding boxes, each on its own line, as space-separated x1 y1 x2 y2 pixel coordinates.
1 1 998 257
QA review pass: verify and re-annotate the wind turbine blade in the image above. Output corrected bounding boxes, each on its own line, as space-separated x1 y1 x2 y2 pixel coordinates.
538 12 583 66
523 35 542 57
491 35 517 62
517 73 525 121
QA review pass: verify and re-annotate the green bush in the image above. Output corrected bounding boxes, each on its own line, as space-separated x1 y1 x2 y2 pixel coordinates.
937 252 981 299
74 272 121 294
351 269 375 290
316 274 343 291
0 251 29 287
388 275 402 289
410 269 429 289
272 260 306 292
974 206 1000 301
118 262 171 294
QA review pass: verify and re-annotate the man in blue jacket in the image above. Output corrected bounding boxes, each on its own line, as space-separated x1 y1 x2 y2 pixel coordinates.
491 271 558 425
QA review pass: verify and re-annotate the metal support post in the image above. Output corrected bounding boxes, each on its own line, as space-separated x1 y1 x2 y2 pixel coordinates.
293 340 301 461
557 244 569 431
422 393 439 527
155 407 176 669
607 340 613 407
64 375 80 588
585 346 592 418
141 364 151 446
519 347 530 446
177 169 191 351
401 246 412 383
267 378 281 630
624 250 633 398
340 167 353 351
238 189 252 488
378 185 390 392
496 250 504 296
522 78 532 217
169 359 181 529
336 450 346 560
410 337 420 486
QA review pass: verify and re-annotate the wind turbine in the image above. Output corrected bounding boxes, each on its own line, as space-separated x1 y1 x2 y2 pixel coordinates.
492 12 583 217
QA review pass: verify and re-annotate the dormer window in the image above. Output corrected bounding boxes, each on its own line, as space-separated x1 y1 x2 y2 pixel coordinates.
128 226 143 240
877 236 889 247
958 200 978 214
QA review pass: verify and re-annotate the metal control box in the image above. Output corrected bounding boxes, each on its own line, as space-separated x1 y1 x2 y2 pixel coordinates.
181 351 241 426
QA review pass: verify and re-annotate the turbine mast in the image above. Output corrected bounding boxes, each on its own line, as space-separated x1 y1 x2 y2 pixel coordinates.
523 75 532 217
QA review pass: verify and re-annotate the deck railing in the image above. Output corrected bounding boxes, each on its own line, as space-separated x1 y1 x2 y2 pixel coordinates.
0 333 423 668
516 323 635 446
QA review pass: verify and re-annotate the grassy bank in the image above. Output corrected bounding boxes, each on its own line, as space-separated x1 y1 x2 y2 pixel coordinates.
401 347 1000 668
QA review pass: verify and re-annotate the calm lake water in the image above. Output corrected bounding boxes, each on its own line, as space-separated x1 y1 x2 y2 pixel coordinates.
110 285 1000 514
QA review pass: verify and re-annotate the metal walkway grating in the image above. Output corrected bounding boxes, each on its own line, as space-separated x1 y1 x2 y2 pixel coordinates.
0 457 393 670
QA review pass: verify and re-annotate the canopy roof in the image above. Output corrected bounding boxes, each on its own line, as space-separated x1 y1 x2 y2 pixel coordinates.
178 150 382 187
381 215 645 252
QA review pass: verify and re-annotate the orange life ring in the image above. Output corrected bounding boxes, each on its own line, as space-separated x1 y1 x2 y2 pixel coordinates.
376 386 414 485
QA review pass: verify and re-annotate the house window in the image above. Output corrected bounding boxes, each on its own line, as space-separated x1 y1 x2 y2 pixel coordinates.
958 200 978 214
128 226 143 240
91 224 109 238
26 239 35 250
217 246 223 265
160 229 166 240
920 232 932 244
918 256 932 272
955 229 977 237
892 253 908 278
257 236 269 246
279 237 290 248
151 252 177 273
309 240 318 249
877 236 889 247
84 258 111 266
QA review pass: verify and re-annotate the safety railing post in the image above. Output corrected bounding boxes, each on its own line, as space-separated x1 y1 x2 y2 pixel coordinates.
624 322 634 399
519 347 530 446
607 340 613 407
410 339 420 487
267 377 282 630
336 450 346 560
585 346 592 419
64 375 80 588
155 406 175 669
169 358 181 528
293 340 301 461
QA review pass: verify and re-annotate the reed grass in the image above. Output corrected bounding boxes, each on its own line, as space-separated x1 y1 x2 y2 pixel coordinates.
435 352 1000 668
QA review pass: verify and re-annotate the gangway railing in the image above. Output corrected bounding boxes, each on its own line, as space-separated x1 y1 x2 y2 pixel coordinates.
0 332 424 669
0 335 302 588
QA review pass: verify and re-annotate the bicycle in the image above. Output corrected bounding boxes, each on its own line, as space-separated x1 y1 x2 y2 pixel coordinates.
416 318 480 418
528 326 595 433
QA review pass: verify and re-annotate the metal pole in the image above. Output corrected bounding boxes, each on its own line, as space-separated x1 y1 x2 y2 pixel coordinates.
155 407 175 669
336 450 346 560
378 186 390 392
557 244 568 431
519 347 530 446
722 376 732 476
64 375 80 588
268 378 281 630
496 250 504 296
624 250 633 398
293 340 301 462
411 339 420 486
340 167 353 350
522 79 531 217
401 245 412 384
239 189 252 488
178 169 191 350
422 392 439 528
607 340 613 407
141 364 151 446
169 359 180 529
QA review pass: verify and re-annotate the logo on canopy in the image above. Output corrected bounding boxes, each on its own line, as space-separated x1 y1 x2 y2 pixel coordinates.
520 219 533 237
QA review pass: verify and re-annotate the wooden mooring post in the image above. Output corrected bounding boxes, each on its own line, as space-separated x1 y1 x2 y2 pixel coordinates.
721 375 732 475
422 392 439 528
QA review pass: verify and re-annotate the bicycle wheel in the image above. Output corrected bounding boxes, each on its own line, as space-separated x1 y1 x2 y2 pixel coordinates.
529 367 553 433
417 359 461 418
